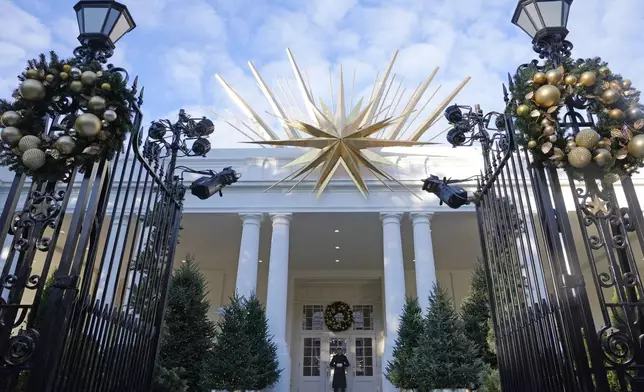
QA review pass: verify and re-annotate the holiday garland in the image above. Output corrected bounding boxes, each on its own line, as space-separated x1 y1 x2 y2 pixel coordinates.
0 51 136 183
507 57 644 182
324 301 354 332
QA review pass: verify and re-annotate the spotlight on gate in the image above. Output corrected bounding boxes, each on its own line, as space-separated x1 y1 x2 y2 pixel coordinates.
421 175 471 209
190 167 241 200
444 104 463 123
194 118 215 137
148 121 167 140
191 138 211 156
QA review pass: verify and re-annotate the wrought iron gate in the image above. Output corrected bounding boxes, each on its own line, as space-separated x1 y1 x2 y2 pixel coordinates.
476 83 644 391
0 86 183 391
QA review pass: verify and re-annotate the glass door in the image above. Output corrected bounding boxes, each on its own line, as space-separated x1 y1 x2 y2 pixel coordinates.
300 337 322 391
352 336 376 392
327 337 348 391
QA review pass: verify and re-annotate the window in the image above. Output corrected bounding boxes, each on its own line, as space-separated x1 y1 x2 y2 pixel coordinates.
352 305 374 330
302 338 321 377
302 305 324 330
354 337 374 376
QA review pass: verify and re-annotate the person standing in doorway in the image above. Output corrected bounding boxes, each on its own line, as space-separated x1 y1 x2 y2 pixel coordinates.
330 348 350 392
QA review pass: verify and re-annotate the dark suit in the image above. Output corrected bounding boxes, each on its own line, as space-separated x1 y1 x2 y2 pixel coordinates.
330 354 350 392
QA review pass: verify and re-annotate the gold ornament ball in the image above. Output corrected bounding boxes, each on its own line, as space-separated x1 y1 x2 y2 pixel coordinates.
564 75 578 85
532 72 547 84
546 69 563 85
26 69 40 79
18 135 41 152
543 125 556 136
540 118 553 127
575 129 601 149
81 71 98 85
60 72 69 81
626 107 644 121
22 148 46 170
75 113 102 138
568 147 592 168
1 111 21 127
70 80 83 93
627 134 644 158
609 81 622 91
101 83 112 91
566 140 577 151
103 109 118 122
527 140 537 149
19 79 46 101
623 79 632 89
599 66 611 77
534 85 561 108
45 74 54 82
549 135 557 142
580 71 597 87
53 135 76 155
516 104 531 117
62 64 72 72
601 88 620 105
88 96 107 112
1 127 22 146
609 108 625 120
593 148 612 167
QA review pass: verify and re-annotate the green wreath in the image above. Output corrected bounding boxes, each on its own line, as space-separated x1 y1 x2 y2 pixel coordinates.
506 56 644 182
324 301 354 332
0 51 136 183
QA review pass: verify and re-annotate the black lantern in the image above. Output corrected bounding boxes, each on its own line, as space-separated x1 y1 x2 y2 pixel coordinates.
511 0 572 42
74 0 136 49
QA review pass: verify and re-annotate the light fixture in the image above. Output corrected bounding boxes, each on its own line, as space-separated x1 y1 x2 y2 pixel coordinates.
335 259 340 263
335 246 340 249
413 259 416 262
511 0 572 42
334 229 339 233
259 259 263 263
181 259 186 263
74 0 136 49
190 167 241 200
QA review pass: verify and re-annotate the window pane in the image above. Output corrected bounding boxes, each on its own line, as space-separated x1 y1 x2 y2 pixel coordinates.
355 337 373 377
353 305 374 330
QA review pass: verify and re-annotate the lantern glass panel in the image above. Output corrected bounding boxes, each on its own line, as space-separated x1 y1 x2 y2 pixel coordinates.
83 6 109 34
516 8 537 37
110 12 131 43
537 0 564 27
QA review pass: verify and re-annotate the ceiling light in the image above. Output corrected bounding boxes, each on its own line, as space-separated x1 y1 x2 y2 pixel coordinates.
335 259 340 263
181 260 186 263
334 229 339 233
413 259 416 262
335 246 340 249
259 259 263 263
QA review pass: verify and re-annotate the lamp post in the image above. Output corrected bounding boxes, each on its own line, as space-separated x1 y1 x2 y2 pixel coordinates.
146 109 241 200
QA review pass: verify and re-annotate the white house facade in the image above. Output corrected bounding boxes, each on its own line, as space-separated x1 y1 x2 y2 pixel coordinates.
3 145 644 392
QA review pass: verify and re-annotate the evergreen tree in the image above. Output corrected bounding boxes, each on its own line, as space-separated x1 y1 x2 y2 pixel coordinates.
209 294 252 390
461 259 497 368
412 284 484 390
244 294 281 390
157 256 215 392
152 364 188 392
385 296 423 389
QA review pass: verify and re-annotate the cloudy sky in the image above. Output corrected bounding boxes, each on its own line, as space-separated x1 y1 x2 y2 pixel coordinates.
2 0 644 148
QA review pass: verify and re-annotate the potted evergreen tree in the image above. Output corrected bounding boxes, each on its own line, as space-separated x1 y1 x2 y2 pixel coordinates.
385 297 423 391
412 284 483 392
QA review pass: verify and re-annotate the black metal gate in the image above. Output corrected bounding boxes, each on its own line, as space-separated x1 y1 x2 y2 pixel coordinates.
476 82 644 391
0 84 183 391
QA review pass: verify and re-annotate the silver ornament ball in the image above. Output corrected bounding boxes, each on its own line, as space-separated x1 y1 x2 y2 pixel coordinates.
103 109 118 122
53 135 76 155
1 126 22 146
88 96 107 112
1 111 21 126
18 135 41 152
22 148 46 170
19 79 46 101
81 71 98 85
75 113 102 138
70 67 82 79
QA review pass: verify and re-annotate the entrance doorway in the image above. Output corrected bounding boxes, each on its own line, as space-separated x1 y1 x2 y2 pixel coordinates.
299 335 376 392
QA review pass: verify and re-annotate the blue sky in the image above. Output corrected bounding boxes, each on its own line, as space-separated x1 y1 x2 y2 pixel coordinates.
2 0 644 147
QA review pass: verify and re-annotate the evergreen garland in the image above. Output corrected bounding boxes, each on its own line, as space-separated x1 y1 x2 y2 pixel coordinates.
412 284 484 390
507 57 644 180
385 296 423 390
0 51 136 183
157 257 215 392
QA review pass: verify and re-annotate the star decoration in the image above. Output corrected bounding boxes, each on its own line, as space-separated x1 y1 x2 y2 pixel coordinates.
213 48 471 198
30 200 52 219
587 194 608 215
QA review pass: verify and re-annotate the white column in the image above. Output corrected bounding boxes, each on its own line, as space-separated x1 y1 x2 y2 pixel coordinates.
265 213 292 392
380 212 406 392
235 213 263 299
411 212 437 313
97 217 129 306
